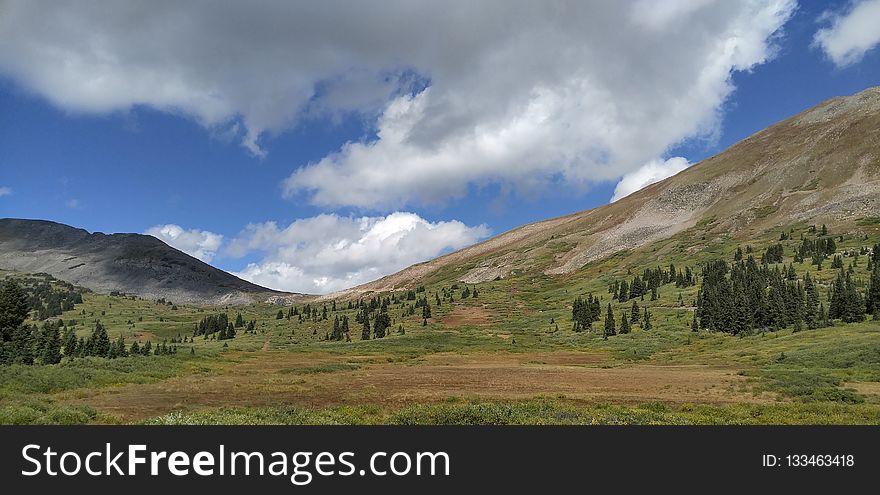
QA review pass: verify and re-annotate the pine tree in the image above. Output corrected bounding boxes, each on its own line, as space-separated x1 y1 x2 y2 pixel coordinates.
373 312 390 338
62 326 77 357
604 304 616 339
0 279 30 342
619 312 630 334
361 314 370 340
91 321 111 357
803 272 819 329
113 335 127 358
331 316 342 341
867 264 880 318
631 300 640 322
40 321 62 364
818 302 829 328
643 308 652 331
10 324 34 365
842 272 864 323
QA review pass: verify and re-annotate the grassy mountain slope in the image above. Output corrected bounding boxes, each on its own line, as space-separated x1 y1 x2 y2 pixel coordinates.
340 86 880 296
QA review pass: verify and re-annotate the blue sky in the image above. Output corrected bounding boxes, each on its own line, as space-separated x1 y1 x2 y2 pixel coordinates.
1 0 879 293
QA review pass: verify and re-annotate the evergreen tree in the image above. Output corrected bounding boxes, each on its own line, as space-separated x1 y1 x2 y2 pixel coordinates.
842 272 865 323
603 304 616 339
0 279 30 342
62 326 77 357
619 312 630 334
803 272 819 329
867 263 880 318
818 303 829 327
643 308 652 331
361 314 370 340
10 324 34 365
90 321 111 357
39 321 62 364
373 311 390 338
631 300 640 322
113 335 127 358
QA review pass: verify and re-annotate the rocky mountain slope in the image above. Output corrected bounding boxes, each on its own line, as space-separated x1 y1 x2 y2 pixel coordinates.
338 86 880 295
0 219 295 304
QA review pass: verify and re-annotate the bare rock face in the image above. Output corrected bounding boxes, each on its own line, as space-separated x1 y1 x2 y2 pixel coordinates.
0 219 298 305
337 86 880 294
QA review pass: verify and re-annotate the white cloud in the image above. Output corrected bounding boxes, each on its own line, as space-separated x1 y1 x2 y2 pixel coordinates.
228 212 490 294
0 186 11 197
611 157 691 202
145 224 223 263
814 0 880 67
65 199 81 209
0 1 795 204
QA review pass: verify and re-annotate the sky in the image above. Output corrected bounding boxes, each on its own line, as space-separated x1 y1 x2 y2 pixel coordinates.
1 0 879 294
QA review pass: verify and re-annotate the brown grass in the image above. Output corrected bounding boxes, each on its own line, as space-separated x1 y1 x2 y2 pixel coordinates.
441 305 495 327
63 350 772 421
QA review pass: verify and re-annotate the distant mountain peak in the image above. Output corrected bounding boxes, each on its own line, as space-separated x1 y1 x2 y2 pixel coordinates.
0 218 303 304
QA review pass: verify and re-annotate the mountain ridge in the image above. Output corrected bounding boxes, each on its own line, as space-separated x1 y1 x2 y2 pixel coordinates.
0 218 303 305
329 85 880 297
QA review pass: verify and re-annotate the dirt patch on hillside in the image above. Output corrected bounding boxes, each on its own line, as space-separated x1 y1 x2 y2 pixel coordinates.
441 306 495 327
64 350 770 422
843 381 880 397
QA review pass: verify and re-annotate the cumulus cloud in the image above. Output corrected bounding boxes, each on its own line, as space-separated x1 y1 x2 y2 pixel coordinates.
0 186 11 197
0 1 794 205
814 0 880 67
145 224 223 263
611 157 691 202
227 212 490 294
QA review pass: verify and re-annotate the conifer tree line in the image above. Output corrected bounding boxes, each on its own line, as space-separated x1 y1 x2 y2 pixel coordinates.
608 264 694 303
572 291 654 335
572 294 601 331
1 278 180 365
278 286 443 342
194 314 237 340
695 239 880 334
4 275 85 322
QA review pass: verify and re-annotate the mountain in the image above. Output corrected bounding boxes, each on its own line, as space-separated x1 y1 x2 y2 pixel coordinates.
340 86 880 295
0 219 296 304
